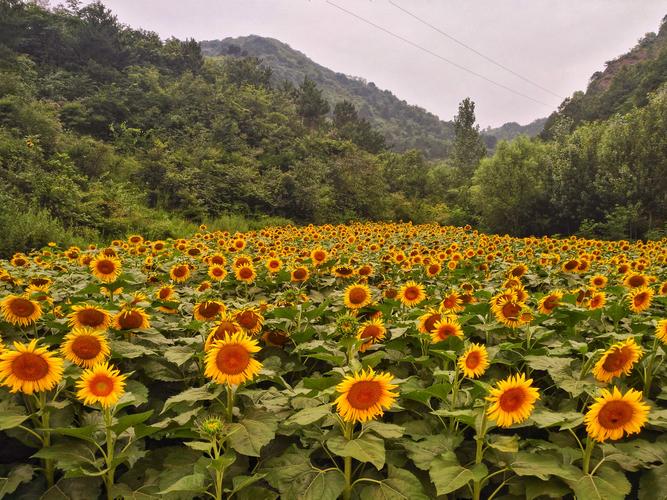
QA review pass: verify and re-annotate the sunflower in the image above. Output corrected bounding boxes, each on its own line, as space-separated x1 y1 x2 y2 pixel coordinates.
265 257 283 273
1 295 42 326
588 291 606 310
67 304 111 331
311 248 328 265
234 264 257 284
90 254 122 283
290 266 310 283
334 369 398 423
208 265 227 282
493 298 529 329
623 273 649 289
0 340 64 394
656 319 667 344
333 265 356 278
486 373 540 428
194 301 225 321
61 328 110 368
112 307 150 331
537 291 562 315
397 281 426 307
170 264 190 283
592 338 643 383
417 308 442 334
584 387 649 442
204 332 262 386
458 344 489 378
156 285 177 301
344 283 372 310
205 312 243 350
628 287 653 313
234 307 264 334
425 262 442 277
262 330 291 347
76 362 127 408
430 317 464 343
590 275 608 289
440 291 464 312
356 318 387 352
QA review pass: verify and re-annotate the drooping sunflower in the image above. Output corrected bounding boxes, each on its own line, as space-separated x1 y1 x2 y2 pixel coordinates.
397 281 426 307
628 287 653 313
90 254 122 283
334 369 398 423
204 332 262 386
430 317 464 343
234 264 257 284
1 295 42 326
194 301 226 322
61 328 110 368
333 265 356 278
592 337 643 383
344 283 372 310
234 307 264 334
112 307 150 331
584 387 649 442
170 264 191 283
207 265 227 282
486 373 540 428
76 362 127 408
205 312 243 350
537 291 562 315
458 344 489 378
417 308 442 334
0 340 64 394
356 318 387 352
656 319 667 344
68 304 111 331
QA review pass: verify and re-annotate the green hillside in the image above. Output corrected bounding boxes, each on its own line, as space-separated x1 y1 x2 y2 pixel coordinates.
482 117 547 142
201 36 455 158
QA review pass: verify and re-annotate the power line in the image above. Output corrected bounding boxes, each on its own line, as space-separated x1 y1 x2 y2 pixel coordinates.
325 0 555 108
388 0 563 99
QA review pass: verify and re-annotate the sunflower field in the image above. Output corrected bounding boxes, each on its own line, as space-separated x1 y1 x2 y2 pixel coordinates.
0 222 666 500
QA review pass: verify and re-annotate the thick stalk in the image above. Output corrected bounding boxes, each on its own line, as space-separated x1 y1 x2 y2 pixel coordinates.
104 406 115 500
472 405 488 500
226 385 235 423
343 421 354 500
38 392 54 488
449 364 460 433
643 336 660 397
582 437 595 475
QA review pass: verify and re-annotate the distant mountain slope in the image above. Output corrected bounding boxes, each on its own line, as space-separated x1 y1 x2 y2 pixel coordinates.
542 15 667 137
482 117 547 142
201 36 454 158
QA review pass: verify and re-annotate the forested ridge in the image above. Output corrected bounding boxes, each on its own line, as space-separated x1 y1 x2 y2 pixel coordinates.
1 0 667 257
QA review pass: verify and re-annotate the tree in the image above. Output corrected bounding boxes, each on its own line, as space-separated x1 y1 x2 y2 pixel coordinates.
451 97 486 180
296 76 329 128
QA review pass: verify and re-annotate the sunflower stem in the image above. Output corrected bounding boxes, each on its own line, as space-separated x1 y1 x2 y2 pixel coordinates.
37 392 54 488
643 335 660 397
103 406 116 500
343 421 354 500
472 404 488 500
226 385 235 423
581 436 595 475
449 364 460 433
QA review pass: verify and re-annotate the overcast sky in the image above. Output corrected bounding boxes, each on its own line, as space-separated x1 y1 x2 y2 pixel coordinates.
87 0 667 127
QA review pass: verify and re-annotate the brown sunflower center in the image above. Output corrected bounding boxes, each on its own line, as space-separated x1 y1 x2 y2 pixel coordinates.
313 251 326 261
403 287 420 301
428 264 440 275
212 267 225 277
159 289 172 299
71 335 102 360
543 296 558 310
498 387 526 412
361 325 382 340
602 347 632 372
198 302 221 319
173 266 187 277
77 308 106 327
236 311 259 330
293 268 308 280
501 302 522 319
96 260 116 275
239 267 254 279
634 292 649 307
12 352 49 381
436 324 458 339
89 374 114 396
348 288 369 305
9 298 36 317
337 267 353 276
598 400 633 429
215 344 250 374
118 311 144 329
423 314 441 332
213 321 238 339
627 276 645 288
465 351 481 369
347 380 382 410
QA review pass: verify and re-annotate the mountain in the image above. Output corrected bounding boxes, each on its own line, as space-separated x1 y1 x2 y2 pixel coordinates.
201 36 454 158
542 15 667 137
482 117 547 142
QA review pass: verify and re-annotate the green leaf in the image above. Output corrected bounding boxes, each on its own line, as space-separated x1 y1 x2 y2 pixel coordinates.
0 464 33 498
116 380 149 408
510 452 580 481
428 452 474 496
162 385 223 414
487 434 519 453
524 477 571 500
402 383 451 405
363 421 405 439
0 414 28 431
639 463 667 500
302 376 341 390
111 340 154 359
41 477 102 500
359 466 429 499
158 473 207 494
228 412 278 457
530 408 584 430
229 473 268 496
402 434 463 470
327 433 385 470
285 405 331 426
565 465 631 500
111 410 153 435
164 345 194 365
